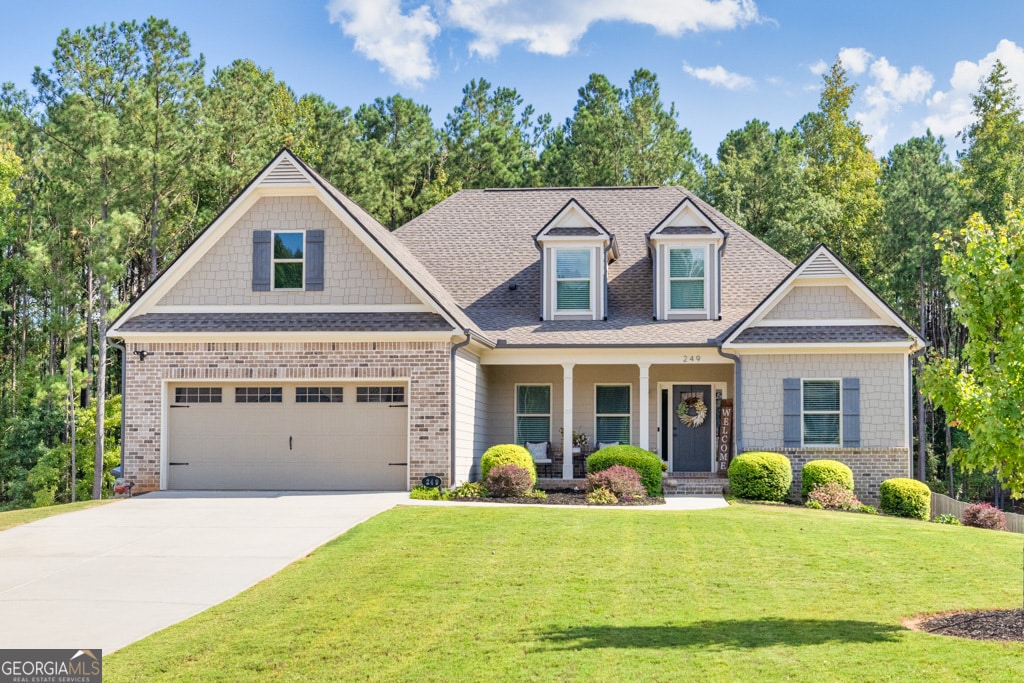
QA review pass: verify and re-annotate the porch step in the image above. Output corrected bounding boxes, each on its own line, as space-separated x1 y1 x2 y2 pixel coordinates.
663 473 728 496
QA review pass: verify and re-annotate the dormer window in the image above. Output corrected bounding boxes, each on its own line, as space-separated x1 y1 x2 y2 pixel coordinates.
535 199 616 321
668 248 705 312
555 249 593 312
648 198 724 321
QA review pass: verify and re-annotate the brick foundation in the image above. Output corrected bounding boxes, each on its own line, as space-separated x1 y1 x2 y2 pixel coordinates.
779 447 911 505
124 341 450 492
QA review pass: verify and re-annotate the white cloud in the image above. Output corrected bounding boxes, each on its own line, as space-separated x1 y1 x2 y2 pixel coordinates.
808 59 827 76
838 47 872 74
326 0 440 86
683 62 755 90
446 0 762 58
920 39 1024 139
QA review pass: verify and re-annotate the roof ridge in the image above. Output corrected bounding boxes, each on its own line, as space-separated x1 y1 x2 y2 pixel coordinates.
481 186 666 192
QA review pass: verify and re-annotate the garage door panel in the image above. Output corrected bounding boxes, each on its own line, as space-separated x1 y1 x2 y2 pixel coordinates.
167 383 408 490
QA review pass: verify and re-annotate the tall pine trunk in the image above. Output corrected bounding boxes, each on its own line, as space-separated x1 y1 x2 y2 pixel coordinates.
917 260 927 481
92 286 107 499
66 331 76 503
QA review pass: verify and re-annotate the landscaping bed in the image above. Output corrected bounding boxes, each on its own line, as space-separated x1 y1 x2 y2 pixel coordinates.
463 488 665 506
910 609 1024 642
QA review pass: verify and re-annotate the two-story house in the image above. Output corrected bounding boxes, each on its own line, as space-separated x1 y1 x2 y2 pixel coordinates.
109 150 922 500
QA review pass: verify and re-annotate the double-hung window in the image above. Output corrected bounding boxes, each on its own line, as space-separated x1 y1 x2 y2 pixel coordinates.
273 231 304 290
515 385 551 446
802 380 841 446
595 385 631 445
668 247 705 311
555 249 592 312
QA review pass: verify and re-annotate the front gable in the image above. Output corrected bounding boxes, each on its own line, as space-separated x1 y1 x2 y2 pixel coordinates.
724 245 924 350
110 150 469 338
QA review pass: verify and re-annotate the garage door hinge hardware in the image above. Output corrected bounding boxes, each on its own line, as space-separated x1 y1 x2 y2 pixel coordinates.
170 404 190 408
390 404 409 408
388 462 408 466
169 462 190 466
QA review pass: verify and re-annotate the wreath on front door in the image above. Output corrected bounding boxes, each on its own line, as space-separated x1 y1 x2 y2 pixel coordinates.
676 395 708 428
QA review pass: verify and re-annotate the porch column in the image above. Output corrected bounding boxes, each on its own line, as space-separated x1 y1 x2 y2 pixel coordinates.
562 362 575 479
637 363 650 451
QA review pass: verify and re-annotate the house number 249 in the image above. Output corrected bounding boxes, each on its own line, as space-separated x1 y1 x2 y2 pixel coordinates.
679 355 702 363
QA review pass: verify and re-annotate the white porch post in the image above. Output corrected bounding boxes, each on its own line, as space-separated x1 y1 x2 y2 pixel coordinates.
562 362 575 479
638 363 651 451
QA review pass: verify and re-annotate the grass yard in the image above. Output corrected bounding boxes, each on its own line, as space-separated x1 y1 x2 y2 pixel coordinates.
0 499 116 531
107 504 1024 682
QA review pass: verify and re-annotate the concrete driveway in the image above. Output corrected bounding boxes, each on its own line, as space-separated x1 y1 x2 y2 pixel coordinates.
0 491 407 653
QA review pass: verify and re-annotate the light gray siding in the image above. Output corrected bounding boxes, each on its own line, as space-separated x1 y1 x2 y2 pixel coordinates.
159 196 420 307
740 353 907 450
454 348 489 483
763 285 878 321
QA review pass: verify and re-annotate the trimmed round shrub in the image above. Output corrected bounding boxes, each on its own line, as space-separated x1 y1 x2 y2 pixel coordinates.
480 444 536 485
961 503 1007 530
878 478 930 520
586 465 647 501
801 459 854 498
727 452 792 502
485 464 534 498
586 446 662 497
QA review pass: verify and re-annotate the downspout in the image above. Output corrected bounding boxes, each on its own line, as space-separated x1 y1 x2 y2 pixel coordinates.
603 240 613 320
109 341 127 478
450 330 472 487
717 347 743 455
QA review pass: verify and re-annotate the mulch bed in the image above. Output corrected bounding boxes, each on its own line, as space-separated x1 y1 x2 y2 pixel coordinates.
457 489 665 506
907 609 1024 641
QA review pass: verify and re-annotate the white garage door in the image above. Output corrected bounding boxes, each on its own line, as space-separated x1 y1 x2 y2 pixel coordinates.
166 382 408 490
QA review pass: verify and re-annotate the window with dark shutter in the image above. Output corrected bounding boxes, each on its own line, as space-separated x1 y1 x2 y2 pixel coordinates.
252 230 271 291
305 229 324 291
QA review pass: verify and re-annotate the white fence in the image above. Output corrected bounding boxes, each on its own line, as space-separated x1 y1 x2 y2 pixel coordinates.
930 492 1024 534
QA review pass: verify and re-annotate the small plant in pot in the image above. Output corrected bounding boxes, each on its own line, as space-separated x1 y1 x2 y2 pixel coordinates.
559 428 589 456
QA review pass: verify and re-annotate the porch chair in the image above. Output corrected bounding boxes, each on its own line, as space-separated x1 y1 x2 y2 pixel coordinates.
525 441 554 478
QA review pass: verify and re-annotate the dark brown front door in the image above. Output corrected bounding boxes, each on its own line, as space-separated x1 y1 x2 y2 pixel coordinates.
671 384 713 472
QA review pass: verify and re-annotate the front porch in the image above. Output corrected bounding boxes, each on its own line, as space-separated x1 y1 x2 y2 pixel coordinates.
474 348 737 484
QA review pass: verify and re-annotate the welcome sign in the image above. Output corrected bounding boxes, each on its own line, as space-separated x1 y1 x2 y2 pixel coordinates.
717 400 734 472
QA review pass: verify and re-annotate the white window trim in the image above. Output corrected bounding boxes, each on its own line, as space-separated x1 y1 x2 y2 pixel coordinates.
665 245 709 315
801 378 842 448
271 230 305 291
594 383 632 447
553 248 595 316
514 383 553 445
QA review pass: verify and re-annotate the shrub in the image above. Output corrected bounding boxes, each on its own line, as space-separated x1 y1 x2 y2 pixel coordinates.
449 482 486 499
801 460 854 497
480 444 537 485
859 504 878 515
805 500 824 510
878 478 930 520
961 503 1007 530
524 489 548 500
586 465 647 501
586 487 618 505
484 464 534 498
410 485 442 500
727 452 792 502
932 513 961 525
586 446 663 497
807 481 862 511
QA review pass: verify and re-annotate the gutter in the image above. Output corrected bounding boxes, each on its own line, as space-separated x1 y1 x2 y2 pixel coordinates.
109 341 127 479
716 346 743 455
449 330 473 486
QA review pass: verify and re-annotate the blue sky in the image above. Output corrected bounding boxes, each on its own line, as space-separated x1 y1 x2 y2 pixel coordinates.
3 1 1023 158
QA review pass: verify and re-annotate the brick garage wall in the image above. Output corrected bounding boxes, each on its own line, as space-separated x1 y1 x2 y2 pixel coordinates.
782 447 911 505
124 341 450 492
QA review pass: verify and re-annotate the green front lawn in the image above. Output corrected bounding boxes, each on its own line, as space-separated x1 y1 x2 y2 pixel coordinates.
0 499 116 531
108 505 1023 682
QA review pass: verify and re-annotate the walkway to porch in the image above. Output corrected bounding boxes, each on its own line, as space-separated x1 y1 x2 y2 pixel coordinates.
538 472 729 496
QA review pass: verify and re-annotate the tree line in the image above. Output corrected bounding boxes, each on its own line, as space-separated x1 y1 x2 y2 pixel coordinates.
1 18 1022 509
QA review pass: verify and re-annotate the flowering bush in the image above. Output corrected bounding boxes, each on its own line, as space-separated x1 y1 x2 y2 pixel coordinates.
961 503 1007 530
806 481 862 511
586 465 647 501
586 487 618 505
484 464 534 498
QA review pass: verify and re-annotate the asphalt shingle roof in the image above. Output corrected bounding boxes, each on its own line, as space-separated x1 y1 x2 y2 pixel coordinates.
731 325 912 344
119 313 452 333
396 186 794 346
